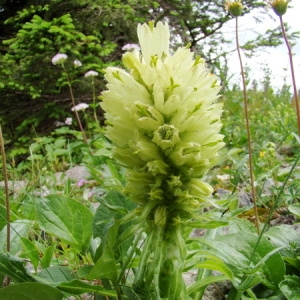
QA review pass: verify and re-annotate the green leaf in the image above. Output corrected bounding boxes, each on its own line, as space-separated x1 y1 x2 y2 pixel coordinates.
0 220 33 255
35 265 76 285
54 148 69 156
54 139 66 148
77 265 93 278
195 259 234 281
88 222 118 282
40 245 54 269
20 237 40 271
93 191 135 238
0 282 63 300
279 275 300 300
189 220 228 229
187 275 228 295
93 190 135 261
200 229 285 288
234 233 285 287
0 204 7 231
35 195 93 252
235 274 262 291
57 279 117 297
288 203 300 218
265 225 300 258
0 253 35 283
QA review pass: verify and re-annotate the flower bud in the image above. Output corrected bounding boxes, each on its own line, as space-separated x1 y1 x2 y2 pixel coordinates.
225 0 244 17
268 0 290 16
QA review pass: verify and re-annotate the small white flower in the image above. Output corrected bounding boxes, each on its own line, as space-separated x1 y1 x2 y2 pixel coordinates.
71 103 89 112
122 43 141 51
54 121 65 127
52 53 68 65
84 70 99 78
74 59 82 67
65 117 73 125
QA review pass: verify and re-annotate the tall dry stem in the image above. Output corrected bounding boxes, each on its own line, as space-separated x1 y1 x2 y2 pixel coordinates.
278 15 300 136
234 17 260 234
0 125 11 286
0 125 10 252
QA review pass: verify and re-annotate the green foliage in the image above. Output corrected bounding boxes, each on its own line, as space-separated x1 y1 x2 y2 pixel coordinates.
57 279 117 297
0 282 63 300
279 275 300 300
1 0 298 158
35 194 93 253
0 253 36 283
2 13 115 98
220 84 300 211
0 2 300 298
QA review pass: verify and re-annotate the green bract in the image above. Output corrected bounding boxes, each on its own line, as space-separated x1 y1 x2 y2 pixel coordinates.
101 21 224 230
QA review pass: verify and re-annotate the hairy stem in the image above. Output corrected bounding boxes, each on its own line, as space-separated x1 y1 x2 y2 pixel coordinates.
235 17 259 234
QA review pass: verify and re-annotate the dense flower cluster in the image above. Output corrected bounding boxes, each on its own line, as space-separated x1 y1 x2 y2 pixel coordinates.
65 117 73 125
74 59 82 67
51 53 68 65
71 103 89 112
84 70 99 78
101 22 224 230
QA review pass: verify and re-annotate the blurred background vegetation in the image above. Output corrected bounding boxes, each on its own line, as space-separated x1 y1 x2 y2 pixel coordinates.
0 0 299 166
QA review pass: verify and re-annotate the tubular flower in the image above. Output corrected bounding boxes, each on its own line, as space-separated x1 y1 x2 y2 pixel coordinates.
101 21 224 298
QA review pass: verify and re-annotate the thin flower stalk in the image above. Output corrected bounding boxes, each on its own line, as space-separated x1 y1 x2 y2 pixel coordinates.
85 70 99 126
271 1 300 136
65 72 88 144
226 0 260 233
0 125 10 253
101 21 224 298
0 126 11 287
51 53 88 144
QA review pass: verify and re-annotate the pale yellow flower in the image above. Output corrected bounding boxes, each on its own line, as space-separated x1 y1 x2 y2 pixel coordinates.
101 21 224 225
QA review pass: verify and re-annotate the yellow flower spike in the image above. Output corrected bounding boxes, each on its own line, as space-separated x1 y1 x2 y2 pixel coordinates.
101 27 224 299
225 0 245 17
101 21 224 234
268 0 290 16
